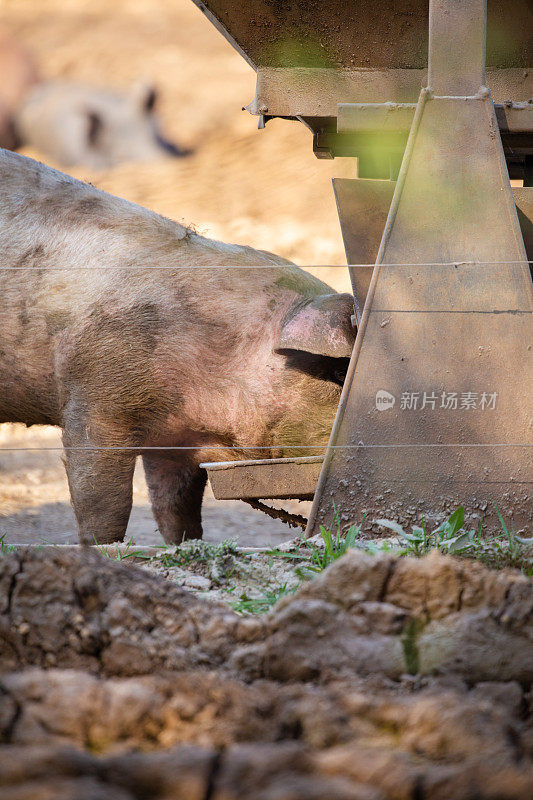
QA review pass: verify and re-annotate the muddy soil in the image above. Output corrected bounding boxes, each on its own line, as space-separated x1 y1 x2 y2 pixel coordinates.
0 547 532 798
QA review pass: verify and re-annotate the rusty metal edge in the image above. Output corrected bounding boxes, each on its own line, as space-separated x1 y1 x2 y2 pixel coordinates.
199 455 324 471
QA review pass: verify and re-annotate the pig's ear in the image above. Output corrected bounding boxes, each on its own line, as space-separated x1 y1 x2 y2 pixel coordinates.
275 293 356 358
131 81 158 114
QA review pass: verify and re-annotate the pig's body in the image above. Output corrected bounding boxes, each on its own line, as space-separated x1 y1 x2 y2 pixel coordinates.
0 149 355 544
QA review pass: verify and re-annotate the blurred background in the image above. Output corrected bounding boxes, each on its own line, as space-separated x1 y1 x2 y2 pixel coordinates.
0 0 354 281
0 0 354 546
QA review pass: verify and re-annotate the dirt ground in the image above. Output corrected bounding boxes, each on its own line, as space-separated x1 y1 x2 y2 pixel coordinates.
0 0 352 546
1 547 532 799
0 424 309 546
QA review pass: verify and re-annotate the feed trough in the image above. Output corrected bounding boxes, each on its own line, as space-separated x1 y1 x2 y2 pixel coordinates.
197 0 533 532
201 455 323 501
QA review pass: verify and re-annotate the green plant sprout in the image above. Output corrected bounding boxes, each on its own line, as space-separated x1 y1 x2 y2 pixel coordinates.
229 583 296 615
375 504 533 575
0 533 17 554
92 535 154 561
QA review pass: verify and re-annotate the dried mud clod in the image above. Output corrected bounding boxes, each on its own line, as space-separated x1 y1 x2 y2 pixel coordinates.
0 547 532 799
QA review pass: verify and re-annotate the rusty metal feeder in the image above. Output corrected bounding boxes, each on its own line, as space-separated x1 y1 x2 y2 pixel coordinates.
196 0 533 533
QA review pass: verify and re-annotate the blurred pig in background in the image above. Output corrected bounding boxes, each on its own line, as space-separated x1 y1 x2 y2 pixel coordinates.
15 81 191 168
0 27 39 150
0 27 189 168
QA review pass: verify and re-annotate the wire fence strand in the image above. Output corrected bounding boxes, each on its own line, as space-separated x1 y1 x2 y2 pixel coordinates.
1 260 532 270
1 443 531 451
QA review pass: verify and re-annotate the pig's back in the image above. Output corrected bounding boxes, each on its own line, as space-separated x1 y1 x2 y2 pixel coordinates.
0 148 323 308
0 148 295 277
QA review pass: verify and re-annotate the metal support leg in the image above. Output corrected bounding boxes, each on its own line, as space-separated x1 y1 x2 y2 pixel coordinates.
307 0 533 534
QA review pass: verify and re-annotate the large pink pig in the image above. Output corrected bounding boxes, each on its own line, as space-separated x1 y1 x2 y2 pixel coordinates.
0 149 355 543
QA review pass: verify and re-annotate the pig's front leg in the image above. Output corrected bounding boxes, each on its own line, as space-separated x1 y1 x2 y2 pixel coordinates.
62 421 136 545
142 454 207 543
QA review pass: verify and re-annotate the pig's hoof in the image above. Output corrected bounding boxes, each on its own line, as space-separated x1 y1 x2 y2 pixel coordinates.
79 531 126 546
161 525 204 545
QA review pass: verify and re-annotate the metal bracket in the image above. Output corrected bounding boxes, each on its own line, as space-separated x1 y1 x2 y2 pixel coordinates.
334 100 533 178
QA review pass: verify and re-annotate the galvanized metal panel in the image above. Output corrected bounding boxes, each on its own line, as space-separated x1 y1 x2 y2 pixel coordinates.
337 104 417 133
332 179 394 262
249 67 533 118
334 182 533 319
429 0 486 95
514 188 533 262
307 88 533 534
192 1 531 71
333 178 394 320
338 102 533 135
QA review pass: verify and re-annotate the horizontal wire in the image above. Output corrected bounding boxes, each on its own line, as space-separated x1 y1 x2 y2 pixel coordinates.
368 309 532 313
315 480 531 485
1 444 531 452
0 260 532 270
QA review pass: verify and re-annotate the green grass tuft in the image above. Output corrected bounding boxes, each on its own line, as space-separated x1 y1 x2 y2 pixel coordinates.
228 582 296 615
0 533 17 555
92 536 154 561
375 504 533 575
295 504 365 579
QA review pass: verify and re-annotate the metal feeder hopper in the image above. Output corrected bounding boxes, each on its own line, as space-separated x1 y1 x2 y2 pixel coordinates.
196 0 533 534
